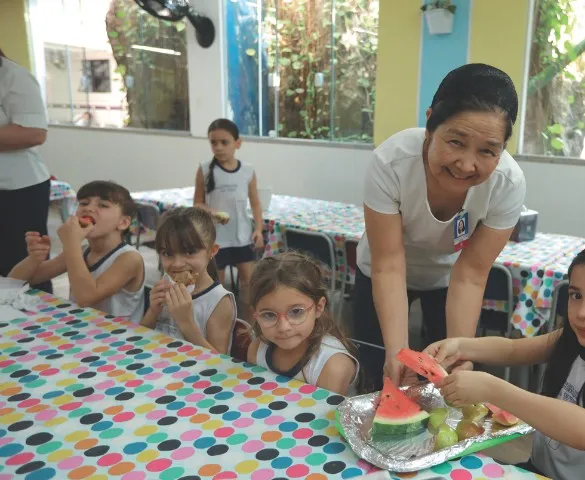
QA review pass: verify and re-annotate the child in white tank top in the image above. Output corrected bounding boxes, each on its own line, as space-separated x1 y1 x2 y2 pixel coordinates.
10 181 145 323
194 119 264 320
247 252 359 396
141 207 236 354
423 248 585 480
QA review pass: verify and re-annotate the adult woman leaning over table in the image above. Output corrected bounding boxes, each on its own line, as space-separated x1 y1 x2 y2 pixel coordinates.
354 64 526 390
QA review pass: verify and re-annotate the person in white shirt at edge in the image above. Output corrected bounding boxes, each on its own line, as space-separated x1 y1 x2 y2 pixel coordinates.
247 252 359 396
354 63 526 390
194 119 264 320
0 48 52 293
9 181 146 324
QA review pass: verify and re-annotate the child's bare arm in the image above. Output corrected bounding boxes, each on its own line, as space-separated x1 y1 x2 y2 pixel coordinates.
247 338 261 364
248 173 263 229
205 296 235 354
10 255 67 285
426 331 559 370
194 167 208 208
9 232 67 285
67 250 143 308
317 353 357 396
488 376 585 450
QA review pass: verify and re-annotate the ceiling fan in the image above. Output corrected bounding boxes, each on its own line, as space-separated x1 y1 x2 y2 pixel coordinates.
135 0 215 48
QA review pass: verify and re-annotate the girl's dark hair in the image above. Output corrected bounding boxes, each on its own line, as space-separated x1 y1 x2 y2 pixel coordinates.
77 181 137 238
427 63 518 142
206 118 240 194
249 252 357 382
155 207 219 281
541 248 585 405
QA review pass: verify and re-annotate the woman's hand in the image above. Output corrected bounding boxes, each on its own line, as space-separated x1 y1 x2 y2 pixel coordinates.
439 371 498 407
25 232 50 264
424 338 474 374
383 353 405 386
252 229 265 250
149 278 171 314
166 284 195 326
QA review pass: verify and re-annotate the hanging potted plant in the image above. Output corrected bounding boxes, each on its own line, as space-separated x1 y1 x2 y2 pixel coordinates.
421 0 456 35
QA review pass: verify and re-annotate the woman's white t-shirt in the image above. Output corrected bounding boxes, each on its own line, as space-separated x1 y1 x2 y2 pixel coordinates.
357 128 526 290
0 58 49 190
200 160 254 248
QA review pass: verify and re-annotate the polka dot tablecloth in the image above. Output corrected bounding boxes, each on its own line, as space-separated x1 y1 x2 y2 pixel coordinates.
496 233 585 336
49 180 76 202
130 188 585 337
0 293 549 480
50 180 77 221
0 292 375 480
388 454 548 479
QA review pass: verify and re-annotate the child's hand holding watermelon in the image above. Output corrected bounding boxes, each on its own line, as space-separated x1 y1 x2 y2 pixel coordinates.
439 370 500 407
424 338 465 369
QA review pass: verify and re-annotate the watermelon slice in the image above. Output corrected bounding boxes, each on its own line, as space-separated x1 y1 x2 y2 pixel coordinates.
396 348 448 386
485 403 519 426
372 378 430 437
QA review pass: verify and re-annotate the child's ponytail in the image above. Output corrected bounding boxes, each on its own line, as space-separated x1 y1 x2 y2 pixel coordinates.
206 158 217 194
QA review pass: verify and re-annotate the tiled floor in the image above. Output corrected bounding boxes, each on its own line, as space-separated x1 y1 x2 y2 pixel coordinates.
46 205 533 464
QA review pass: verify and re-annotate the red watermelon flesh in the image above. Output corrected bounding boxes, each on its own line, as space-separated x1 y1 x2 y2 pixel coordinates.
396 348 448 386
372 378 430 437
485 403 519 426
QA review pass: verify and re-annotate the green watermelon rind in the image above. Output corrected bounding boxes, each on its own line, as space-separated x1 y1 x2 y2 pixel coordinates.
372 410 430 437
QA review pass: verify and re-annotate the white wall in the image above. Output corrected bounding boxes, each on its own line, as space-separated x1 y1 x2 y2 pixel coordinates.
40 126 585 237
520 161 585 237
40 126 371 206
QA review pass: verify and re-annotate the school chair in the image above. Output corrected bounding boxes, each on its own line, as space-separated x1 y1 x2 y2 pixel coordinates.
134 201 161 249
340 238 359 320
282 227 342 320
478 263 514 381
349 338 386 394
230 318 252 362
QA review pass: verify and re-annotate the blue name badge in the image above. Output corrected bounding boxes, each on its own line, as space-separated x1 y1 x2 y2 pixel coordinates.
453 211 469 252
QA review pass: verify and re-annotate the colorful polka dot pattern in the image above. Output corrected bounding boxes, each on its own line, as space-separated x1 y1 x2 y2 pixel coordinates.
390 454 547 480
131 187 585 337
0 292 376 479
497 233 585 336
49 180 76 202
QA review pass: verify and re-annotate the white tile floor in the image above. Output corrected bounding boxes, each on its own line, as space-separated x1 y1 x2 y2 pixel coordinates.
46 204 533 464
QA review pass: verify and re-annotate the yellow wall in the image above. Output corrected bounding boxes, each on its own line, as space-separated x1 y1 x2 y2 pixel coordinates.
0 0 31 70
373 0 422 146
468 0 532 153
374 0 532 153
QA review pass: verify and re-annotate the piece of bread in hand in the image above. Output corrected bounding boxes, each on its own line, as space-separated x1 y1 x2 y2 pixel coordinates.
79 216 96 228
171 271 197 287
214 211 230 223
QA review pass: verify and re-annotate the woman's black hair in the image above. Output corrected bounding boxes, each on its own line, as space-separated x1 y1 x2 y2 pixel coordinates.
427 63 518 143
206 118 240 194
541 248 585 406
